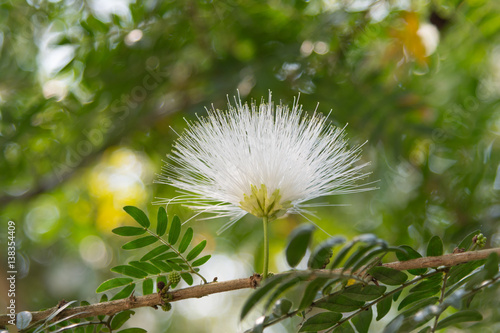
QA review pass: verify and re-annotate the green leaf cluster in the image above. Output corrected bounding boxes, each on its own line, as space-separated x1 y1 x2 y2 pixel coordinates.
96 206 210 299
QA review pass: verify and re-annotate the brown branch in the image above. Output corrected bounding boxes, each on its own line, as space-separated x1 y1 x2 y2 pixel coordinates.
1 248 499 327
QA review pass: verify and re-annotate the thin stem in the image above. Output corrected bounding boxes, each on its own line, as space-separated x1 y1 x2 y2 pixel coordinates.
431 269 450 333
262 216 269 279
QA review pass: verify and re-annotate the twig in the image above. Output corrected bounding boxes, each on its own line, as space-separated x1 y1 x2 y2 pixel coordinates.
1 248 499 326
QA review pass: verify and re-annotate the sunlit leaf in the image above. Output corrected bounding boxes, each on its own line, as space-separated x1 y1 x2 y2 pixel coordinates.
140 245 169 261
192 255 211 266
156 207 168 237
168 216 181 245
96 277 134 293
181 273 193 285
110 284 135 300
111 265 147 278
122 236 158 250
123 206 150 228
129 261 161 275
143 278 153 295
178 227 193 254
150 259 172 272
112 226 146 236
187 240 207 261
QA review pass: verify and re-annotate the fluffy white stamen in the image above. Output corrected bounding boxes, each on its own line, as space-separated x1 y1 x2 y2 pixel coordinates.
156 92 374 232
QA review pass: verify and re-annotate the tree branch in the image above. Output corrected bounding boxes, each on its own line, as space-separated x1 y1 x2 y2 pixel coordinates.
1 248 499 327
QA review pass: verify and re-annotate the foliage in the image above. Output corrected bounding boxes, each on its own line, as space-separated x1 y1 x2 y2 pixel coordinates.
17 206 210 332
242 227 500 333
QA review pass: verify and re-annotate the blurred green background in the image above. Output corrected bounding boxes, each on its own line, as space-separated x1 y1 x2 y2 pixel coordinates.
1 0 500 332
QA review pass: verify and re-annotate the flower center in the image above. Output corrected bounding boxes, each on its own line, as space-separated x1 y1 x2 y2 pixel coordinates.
239 184 292 219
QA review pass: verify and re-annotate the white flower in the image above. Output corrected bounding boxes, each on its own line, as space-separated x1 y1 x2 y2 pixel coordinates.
157 92 373 233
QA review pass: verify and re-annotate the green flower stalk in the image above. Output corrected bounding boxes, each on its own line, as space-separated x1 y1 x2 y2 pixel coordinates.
157 92 373 278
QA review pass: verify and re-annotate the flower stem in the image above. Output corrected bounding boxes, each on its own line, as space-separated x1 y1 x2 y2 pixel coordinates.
262 216 269 279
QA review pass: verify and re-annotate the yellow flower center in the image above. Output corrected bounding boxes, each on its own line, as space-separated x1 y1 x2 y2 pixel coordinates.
239 184 291 220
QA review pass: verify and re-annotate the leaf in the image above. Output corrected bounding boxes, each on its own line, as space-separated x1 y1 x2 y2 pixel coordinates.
241 275 287 319
111 310 134 330
155 252 179 260
272 299 292 316
150 259 172 272
112 226 146 236
122 236 158 250
398 289 440 310
264 276 304 311
299 312 342 332
129 261 161 275
447 260 486 285
299 278 328 310
187 240 207 261
333 322 355 333
178 227 194 254
143 278 153 295
435 310 483 330
409 274 443 293
396 245 427 275
330 242 355 269
426 236 443 257
368 266 408 285
192 255 211 266
111 265 147 278
316 294 365 312
457 229 481 251
16 311 32 330
156 207 168 237
123 206 150 228
341 284 387 301
110 284 135 300
168 216 181 245
117 328 147 333
308 237 345 269
166 260 182 271
285 224 315 268
181 273 193 285
376 296 392 321
140 245 169 261
351 246 408 273
342 244 377 270
483 252 499 279
352 307 372 333
96 277 134 293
